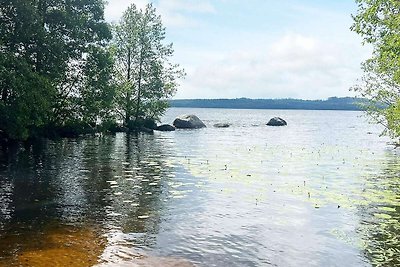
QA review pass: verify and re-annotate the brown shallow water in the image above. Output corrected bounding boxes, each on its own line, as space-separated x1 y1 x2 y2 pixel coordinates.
0 224 105 266
0 108 399 266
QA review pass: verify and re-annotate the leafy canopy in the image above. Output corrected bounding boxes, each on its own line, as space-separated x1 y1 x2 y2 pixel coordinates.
352 0 400 139
112 3 185 127
0 0 112 139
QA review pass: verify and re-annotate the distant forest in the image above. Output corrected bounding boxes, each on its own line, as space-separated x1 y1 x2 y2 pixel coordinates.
169 97 366 111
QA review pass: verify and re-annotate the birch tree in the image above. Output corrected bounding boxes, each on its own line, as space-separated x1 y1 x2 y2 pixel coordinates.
113 3 184 128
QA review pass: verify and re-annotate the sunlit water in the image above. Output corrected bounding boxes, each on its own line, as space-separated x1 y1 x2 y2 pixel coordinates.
0 108 399 267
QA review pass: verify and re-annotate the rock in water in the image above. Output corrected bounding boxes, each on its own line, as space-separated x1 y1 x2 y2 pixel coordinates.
173 115 206 129
267 117 287 126
155 124 176 131
213 123 230 128
139 127 154 134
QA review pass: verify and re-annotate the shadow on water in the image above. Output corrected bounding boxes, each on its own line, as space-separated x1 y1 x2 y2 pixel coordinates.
0 133 193 266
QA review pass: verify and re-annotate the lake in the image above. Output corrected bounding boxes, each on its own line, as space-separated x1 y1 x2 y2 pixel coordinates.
0 108 399 266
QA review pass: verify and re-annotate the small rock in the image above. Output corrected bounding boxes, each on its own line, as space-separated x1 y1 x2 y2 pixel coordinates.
213 123 230 128
155 124 176 131
138 127 154 134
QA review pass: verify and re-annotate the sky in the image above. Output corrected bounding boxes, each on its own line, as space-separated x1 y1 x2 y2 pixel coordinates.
104 0 371 100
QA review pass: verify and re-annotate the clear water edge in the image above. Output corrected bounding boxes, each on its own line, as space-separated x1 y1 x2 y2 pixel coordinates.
0 108 399 266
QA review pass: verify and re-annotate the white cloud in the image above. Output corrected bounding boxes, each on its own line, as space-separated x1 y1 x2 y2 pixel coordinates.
104 0 149 23
104 0 215 27
104 1 371 100
157 0 216 27
175 33 368 100
158 0 215 14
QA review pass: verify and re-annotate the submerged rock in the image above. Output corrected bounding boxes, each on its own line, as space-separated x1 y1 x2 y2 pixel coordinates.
266 117 287 126
173 115 206 129
213 123 230 128
155 124 176 131
137 127 154 134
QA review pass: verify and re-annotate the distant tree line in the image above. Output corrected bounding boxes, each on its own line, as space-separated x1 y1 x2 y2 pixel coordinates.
169 97 366 111
0 1 183 142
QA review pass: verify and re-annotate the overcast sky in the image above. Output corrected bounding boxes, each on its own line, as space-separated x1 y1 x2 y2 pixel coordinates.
104 0 371 100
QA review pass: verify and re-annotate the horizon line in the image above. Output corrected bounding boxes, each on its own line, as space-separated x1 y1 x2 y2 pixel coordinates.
170 96 361 101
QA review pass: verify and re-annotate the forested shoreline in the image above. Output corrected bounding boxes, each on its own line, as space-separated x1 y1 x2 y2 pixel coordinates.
0 1 183 143
169 97 366 111
1 0 400 144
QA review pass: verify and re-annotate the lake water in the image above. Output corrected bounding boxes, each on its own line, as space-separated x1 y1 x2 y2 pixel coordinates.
0 108 399 267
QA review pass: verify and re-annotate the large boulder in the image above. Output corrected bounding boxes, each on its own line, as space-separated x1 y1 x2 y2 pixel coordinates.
173 115 206 129
267 117 287 126
155 124 176 131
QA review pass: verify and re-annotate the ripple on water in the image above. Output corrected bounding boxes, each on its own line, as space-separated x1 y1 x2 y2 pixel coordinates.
0 109 399 266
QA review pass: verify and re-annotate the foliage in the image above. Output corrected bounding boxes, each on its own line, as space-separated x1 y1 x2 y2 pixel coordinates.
0 0 112 140
112 3 185 128
80 46 116 127
0 1 183 140
351 0 400 139
0 52 55 140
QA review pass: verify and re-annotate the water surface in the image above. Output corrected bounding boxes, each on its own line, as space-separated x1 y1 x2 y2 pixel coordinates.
0 108 399 266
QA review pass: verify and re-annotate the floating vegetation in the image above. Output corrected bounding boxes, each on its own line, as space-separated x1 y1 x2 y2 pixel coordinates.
167 130 400 266
374 213 392 220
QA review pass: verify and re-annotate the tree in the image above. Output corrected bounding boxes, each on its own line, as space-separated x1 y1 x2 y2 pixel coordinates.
351 0 400 140
112 3 185 128
0 51 55 140
0 0 112 140
80 46 116 128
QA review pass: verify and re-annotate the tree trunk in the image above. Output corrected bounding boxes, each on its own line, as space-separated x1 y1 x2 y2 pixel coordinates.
134 45 144 123
125 48 131 126
35 0 47 73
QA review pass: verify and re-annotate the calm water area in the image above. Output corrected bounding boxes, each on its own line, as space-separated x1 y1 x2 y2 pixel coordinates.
0 108 399 266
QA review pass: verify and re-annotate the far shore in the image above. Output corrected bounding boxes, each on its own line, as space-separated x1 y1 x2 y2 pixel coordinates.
169 97 366 111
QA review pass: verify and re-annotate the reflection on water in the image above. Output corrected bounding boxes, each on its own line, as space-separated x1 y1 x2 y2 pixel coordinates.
358 155 400 266
0 133 186 266
0 108 399 266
